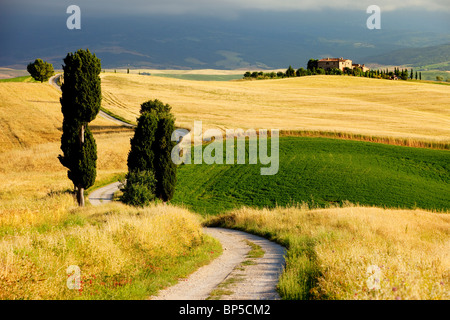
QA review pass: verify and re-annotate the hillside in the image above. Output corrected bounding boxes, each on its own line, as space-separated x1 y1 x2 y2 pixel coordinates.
0 81 223 300
0 82 130 152
172 137 450 214
0 72 448 301
100 73 450 143
365 43 450 70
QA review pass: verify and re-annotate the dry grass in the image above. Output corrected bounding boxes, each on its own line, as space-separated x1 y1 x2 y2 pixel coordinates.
107 69 249 75
0 202 208 299
280 130 449 149
100 73 450 144
0 80 133 233
0 131 132 231
0 94 214 299
0 82 131 152
207 205 450 300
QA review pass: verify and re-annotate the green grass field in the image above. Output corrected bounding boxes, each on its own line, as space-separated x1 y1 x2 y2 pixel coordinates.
171 137 450 215
418 70 450 82
0 76 37 83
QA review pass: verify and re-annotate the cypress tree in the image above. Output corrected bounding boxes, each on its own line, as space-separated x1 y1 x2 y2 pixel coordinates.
58 49 101 206
126 110 159 173
419 72 422 80
124 99 177 205
416 71 418 80
410 68 414 79
286 65 296 77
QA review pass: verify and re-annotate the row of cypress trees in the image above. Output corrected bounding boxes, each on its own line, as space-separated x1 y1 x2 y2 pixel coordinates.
58 49 176 207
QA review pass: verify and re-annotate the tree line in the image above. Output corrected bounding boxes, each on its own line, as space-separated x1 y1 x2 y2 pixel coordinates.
243 59 422 81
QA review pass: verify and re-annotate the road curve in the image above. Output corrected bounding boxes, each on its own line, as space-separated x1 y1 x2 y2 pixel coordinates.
77 71 286 300
88 181 122 206
48 73 135 128
88 182 286 300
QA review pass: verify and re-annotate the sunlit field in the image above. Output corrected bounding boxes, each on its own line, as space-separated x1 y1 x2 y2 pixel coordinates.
0 81 220 299
0 82 131 152
207 205 450 300
100 73 450 144
1 76 448 300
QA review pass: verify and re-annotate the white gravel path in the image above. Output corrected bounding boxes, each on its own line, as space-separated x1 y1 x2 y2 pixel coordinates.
87 153 286 300
150 227 286 300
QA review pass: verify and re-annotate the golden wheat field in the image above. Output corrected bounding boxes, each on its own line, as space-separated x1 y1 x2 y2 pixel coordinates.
0 81 219 299
100 73 450 143
207 205 450 300
0 76 449 300
0 82 131 152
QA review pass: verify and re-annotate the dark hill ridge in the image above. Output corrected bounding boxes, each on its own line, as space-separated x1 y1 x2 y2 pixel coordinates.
364 43 450 70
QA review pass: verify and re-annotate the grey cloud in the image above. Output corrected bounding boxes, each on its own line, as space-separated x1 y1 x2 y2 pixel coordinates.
3 0 450 16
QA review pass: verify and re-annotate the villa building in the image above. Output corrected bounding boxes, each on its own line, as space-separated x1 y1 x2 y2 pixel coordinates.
318 57 369 72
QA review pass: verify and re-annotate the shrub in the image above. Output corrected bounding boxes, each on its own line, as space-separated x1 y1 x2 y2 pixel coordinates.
120 170 157 207
27 59 54 83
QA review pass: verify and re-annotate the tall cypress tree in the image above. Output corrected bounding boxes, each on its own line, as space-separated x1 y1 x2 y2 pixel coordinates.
126 110 159 173
124 99 177 205
58 49 101 206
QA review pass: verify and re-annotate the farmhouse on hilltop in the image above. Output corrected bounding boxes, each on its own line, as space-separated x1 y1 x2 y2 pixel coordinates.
318 57 369 72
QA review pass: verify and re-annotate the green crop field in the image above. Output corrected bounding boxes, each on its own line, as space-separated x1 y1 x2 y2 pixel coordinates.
171 137 450 215
0 76 37 83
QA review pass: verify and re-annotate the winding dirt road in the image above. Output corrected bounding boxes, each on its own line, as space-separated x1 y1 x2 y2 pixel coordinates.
58 70 288 300
88 183 286 300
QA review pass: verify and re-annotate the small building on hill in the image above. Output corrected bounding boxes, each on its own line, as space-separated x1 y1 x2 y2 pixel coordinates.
318 58 353 71
318 57 369 72
352 63 370 72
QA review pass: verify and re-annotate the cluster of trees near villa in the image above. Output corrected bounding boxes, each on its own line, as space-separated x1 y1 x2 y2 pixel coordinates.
244 59 422 81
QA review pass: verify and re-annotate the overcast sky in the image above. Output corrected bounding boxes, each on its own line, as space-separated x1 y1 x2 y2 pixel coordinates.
0 0 448 68
2 0 450 17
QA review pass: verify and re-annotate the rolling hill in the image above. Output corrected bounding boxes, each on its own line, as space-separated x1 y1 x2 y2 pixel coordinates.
0 72 448 300
365 43 450 70
0 81 131 152
172 137 450 215
99 73 450 144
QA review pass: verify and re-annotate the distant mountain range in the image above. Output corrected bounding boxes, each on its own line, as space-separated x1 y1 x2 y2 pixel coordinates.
364 43 450 70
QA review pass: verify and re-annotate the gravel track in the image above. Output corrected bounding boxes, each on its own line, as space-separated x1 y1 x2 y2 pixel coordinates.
89 183 286 300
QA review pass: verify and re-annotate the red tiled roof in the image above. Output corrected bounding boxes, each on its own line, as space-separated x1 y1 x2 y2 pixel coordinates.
319 58 350 62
